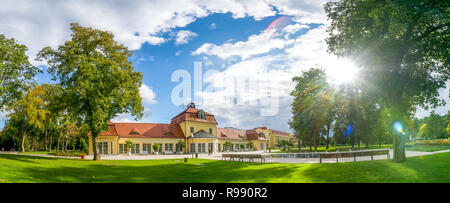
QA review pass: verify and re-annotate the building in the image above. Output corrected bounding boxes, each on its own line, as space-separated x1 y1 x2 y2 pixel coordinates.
88 103 294 155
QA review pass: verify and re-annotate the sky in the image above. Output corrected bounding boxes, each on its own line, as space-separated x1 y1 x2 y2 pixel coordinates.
0 0 448 132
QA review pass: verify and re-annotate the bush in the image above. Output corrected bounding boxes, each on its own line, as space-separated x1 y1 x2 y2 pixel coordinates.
415 139 450 145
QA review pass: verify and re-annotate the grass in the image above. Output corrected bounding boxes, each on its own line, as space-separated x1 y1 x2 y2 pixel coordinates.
0 152 449 183
405 145 450 152
15 150 85 157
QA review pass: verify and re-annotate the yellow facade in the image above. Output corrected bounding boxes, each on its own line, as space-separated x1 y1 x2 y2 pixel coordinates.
88 104 291 155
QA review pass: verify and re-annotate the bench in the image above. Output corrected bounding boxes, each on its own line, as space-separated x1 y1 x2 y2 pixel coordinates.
222 154 266 163
319 149 390 163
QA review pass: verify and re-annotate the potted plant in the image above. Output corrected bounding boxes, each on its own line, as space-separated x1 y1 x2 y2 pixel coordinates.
153 144 161 155
247 141 254 151
80 152 86 160
177 140 186 154
125 140 133 156
224 141 232 152
239 144 245 151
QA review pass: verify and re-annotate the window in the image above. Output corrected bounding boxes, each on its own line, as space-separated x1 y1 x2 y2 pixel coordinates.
190 127 194 134
198 143 205 153
235 144 239 151
131 144 140 154
98 142 108 154
208 143 213 153
230 144 233 151
176 144 183 152
119 144 125 154
110 142 114 154
142 144 151 154
209 128 213 134
165 144 173 152
218 144 221 152
197 111 206 119
260 143 264 150
190 143 196 153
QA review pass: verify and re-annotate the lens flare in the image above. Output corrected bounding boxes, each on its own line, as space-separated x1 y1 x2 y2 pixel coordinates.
393 121 403 133
265 16 291 33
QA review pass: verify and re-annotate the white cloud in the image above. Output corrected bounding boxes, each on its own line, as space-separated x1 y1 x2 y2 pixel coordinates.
140 84 157 105
0 0 297 65
175 51 183 56
193 31 293 60
175 30 198 45
112 84 156 123
210 23 217 30
0 0 329 65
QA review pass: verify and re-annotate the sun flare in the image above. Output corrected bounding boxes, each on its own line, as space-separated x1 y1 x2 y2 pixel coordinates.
327 59 359 84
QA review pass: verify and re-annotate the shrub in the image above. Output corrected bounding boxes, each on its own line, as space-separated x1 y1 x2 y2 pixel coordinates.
415 139 450 145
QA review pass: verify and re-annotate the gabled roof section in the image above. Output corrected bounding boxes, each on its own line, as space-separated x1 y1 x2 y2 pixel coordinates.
187 130 216 139
170 107 217 124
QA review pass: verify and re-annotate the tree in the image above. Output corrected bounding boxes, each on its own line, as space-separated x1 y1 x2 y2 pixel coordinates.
152 144 161 154
177 140 186 153
7 85 48 152
125 140 133 155
0 34 39 110
418 112 448 139
290 68 332 151
325 0 449 162
224 141 232 151
37 23 144 160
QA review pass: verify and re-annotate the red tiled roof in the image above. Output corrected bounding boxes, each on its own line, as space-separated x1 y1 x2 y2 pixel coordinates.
101 123 185 139
271 129 291 136
217 128 247 140
170 107 217 124
217 128 266 141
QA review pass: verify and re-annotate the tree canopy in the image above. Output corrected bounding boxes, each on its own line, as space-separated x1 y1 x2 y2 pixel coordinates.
0 34 39 109
324 0 449 162
37 23 144 160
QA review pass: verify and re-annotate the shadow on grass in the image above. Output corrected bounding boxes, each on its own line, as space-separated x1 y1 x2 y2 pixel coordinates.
0 154 58 163
2 152 449 183
3 155 299 183
300 153 450 183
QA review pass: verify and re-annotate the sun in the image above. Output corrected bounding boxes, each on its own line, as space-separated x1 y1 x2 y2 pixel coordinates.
326 59 359 84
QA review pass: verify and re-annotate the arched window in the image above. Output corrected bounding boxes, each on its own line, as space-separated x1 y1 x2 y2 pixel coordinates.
197 110 206 119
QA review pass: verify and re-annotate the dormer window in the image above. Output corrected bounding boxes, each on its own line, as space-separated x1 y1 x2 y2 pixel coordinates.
197 110 206 119
130 128 141 135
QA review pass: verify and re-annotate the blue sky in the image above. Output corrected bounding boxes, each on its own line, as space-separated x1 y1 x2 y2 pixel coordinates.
0 0 448 131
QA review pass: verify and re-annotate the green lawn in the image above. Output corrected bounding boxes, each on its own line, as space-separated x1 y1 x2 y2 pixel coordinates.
405 145 450 152
0 152 449 183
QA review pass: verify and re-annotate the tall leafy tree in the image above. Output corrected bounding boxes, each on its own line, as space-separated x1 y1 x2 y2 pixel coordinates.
7 85 48 152
0 34 39 109
290 68 331 151
325 0 449 162
37 23 144 160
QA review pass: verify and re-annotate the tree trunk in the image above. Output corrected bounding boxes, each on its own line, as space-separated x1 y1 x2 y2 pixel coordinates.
92 133 98 160
44 127 48 151
56 133 61 153
49 134 53 152
21 131 27 153
392 129 406 162
326 124 330 150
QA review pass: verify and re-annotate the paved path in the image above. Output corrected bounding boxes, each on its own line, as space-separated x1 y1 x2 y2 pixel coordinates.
1 149 449 164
